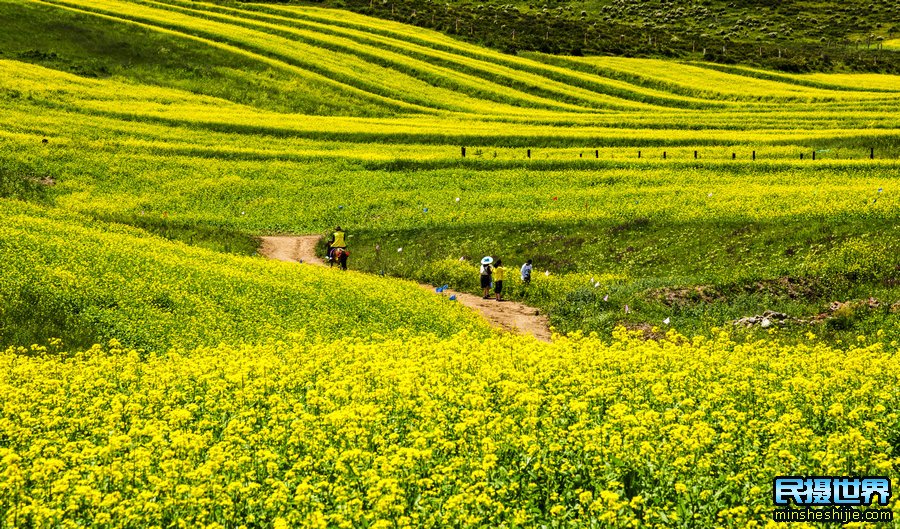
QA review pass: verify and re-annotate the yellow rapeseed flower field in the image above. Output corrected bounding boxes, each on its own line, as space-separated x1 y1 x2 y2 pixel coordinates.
2 330 899 527
3 0 900 526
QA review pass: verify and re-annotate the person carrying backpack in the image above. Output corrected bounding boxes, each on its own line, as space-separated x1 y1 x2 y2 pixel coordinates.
480 256 493 299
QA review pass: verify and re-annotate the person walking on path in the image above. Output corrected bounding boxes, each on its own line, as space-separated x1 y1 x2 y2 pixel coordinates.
480 256 493 299
494 259 506 301
328 226 346 261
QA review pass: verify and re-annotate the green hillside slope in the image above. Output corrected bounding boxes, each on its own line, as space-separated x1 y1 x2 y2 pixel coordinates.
2 0 900 344
4 3 900 528
0 199 489 350
273 0 900 72
0 0 900 342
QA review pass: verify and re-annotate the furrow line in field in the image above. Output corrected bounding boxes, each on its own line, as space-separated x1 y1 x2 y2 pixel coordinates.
134 0 598 114
150 0 728 111
136 0 654 113
33 0 465 114
249 4 872 105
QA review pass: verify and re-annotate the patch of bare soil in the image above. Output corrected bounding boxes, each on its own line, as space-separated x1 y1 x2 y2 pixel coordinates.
652 276 821 308
621 322 667 341
650 285 722 307
25 175 56 187
259 235 324 266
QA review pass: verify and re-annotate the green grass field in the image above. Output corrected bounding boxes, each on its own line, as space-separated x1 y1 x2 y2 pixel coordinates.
3 0 900 342
3 1 900 526
281 0 900 72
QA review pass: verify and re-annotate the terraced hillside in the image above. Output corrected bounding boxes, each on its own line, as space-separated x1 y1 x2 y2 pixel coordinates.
5 0 900 116
286 0 900 72
4 0 900 340
3 2 900 526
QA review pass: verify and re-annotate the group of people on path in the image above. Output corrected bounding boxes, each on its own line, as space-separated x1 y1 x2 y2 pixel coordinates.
325 227 537 303
480 257 532 301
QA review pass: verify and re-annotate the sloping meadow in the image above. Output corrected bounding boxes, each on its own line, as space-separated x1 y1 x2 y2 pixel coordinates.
0 199 488 350
2 0 900 526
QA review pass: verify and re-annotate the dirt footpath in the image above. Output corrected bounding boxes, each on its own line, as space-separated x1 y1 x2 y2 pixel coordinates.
259 236 324 266
258 235 551 342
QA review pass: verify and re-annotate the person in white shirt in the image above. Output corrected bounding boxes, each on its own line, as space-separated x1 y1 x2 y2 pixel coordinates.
520 259 533 285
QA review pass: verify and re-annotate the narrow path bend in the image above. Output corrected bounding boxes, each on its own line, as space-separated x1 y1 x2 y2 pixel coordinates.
259 235 552 342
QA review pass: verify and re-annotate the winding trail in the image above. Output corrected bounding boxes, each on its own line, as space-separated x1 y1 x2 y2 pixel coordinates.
259 235 551 342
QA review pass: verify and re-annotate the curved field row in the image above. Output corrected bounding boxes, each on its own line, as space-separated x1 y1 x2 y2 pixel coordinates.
9 98 900 152
691 62 900 93
145 0 733 111
28 0 429 115
565 56 900 101
797 72 900 91
5 59 900 151
28 0 900 118
39 0 644 114
135 0 640 113
256 3 900 103
36 0 473 113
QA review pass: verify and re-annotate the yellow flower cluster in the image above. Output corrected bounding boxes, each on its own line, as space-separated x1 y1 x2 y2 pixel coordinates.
3 329 898 527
